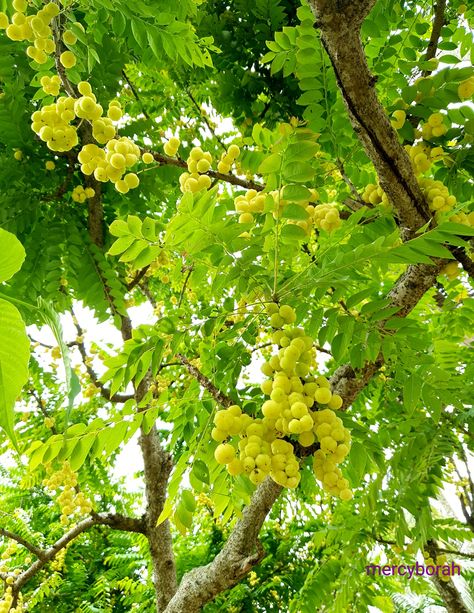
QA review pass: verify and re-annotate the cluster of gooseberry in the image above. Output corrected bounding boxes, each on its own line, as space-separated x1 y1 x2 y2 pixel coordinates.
234 186 339 236
422 551 455 582
0 587 23 613
217 144 240 174
1 1 59 64
458 76 474 100
213 303 353 499
40 74 61 97
31 97 78 152
0 541 24 613
312 203 342 232
421 112 449 140
71 185 95 203
78 137 140 194
43 461 92 525
179 147 213 193
163 137 180 157
4 1 145 196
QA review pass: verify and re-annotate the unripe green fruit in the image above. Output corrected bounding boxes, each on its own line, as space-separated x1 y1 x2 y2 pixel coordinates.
270 313 284 328
261 362 273 376
315 376 330 388
279 304 296 323
247 423 264 437
270 388 286 403
265 302 279 315
272 330 284 344
261 380 273 395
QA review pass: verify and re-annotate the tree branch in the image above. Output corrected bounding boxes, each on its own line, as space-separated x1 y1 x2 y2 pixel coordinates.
144 148 263 192
422 0 446 75
176 354 233 408
0 529 45 561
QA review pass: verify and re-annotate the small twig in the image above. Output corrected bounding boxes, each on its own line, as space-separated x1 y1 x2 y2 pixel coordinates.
178 264 193 308
187 89 226 151
122 69 150 120
71 313 134 403
127 266 150 291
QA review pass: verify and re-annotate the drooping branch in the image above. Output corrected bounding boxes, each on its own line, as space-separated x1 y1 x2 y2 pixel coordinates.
71 315 134 403
163 477 282 613
309 0 431 235
0 529 45 560
12 512 144 593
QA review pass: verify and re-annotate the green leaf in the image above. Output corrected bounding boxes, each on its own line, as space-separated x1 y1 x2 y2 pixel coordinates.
0 228 25 283
0 299 29 446
191 459 210 484
258 153 282 174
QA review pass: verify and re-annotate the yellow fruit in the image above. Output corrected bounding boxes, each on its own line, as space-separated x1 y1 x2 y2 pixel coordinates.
279 304 296 323
142 152 154 164
0 12 8 29
45 160 55 170
60 50 76 68
115 179 129 194
328 394 343 410
314 387 332 404
214 443 236 464
391 109 406 130
63 30 77 45
428 112 443 127
107 105 122 121
13 0 27 12
124 172 139 189
228 144 240 158
78 81 93 96
340 488 353 501
14 150 23 161
458 78 474 100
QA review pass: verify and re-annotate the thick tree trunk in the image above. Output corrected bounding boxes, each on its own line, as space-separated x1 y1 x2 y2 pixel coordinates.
309 0 431 235
140 426 178 611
